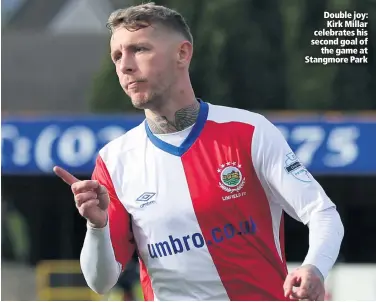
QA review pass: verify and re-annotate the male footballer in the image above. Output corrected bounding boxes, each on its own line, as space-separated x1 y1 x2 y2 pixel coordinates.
54 3 344 300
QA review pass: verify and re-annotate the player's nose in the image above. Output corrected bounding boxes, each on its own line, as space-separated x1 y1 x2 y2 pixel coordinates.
119 55 136 75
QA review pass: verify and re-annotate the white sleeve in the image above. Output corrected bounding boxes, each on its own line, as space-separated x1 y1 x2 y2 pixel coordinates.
303 207 344 278
251 115 344 278
80 222 122 295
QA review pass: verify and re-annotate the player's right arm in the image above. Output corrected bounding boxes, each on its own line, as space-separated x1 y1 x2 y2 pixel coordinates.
54 155 135 295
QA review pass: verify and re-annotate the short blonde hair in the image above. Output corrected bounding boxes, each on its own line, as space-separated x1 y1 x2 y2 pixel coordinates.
106 2 193 44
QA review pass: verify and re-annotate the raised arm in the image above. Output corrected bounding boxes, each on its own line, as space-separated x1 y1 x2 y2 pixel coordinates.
54 155 135 294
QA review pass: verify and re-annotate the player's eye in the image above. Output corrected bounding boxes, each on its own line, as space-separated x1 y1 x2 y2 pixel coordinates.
135 46 147 53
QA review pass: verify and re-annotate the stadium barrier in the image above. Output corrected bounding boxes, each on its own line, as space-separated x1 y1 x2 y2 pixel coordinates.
3 115 376 176
35 260 376 301
36 260 103 300
36 260 130 300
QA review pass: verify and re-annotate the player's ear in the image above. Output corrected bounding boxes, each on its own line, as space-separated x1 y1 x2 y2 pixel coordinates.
177 41 193 68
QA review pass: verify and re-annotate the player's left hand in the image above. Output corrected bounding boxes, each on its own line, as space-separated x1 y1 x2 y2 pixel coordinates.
283 264 325 301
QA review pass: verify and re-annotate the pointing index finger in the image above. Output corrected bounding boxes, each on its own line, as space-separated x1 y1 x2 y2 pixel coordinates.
53 166 80 185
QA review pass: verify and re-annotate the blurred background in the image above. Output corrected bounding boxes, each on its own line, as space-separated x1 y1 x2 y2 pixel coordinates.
1 0 376 300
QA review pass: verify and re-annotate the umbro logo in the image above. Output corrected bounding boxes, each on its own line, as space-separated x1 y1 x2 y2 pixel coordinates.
136 192 156 208
136 192 156 202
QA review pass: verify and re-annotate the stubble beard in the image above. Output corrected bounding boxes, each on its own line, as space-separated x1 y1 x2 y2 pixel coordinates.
130 82 172 111
130 91 162 110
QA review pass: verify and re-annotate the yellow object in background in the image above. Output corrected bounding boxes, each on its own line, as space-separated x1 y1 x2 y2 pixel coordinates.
36 260 144 301
36 260 103 301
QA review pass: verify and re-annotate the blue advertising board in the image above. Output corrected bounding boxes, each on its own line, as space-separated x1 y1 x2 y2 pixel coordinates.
2 114 376 175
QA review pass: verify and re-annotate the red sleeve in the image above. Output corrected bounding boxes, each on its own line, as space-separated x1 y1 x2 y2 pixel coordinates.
91 155 135 271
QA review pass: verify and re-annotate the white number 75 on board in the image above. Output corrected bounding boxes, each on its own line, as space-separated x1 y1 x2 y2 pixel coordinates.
276 125 359 168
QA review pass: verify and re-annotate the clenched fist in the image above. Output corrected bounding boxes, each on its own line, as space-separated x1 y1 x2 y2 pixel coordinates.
283 264 325 301
53 166 109 228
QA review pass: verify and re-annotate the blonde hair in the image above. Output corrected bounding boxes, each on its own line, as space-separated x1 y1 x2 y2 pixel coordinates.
106 2 193 44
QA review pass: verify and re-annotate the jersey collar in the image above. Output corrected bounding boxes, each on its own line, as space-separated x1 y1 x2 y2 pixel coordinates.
144 99 209 157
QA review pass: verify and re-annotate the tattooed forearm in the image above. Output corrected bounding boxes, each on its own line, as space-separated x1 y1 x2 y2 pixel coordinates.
147 102 200 134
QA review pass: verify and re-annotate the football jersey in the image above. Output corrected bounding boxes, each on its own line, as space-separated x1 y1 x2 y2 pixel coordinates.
91 100 335 301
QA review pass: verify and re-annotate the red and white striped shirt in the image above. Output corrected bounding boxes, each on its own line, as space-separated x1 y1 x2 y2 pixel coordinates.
81 101 343 300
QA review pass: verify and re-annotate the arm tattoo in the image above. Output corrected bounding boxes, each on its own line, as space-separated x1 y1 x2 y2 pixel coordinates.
147 102 200 134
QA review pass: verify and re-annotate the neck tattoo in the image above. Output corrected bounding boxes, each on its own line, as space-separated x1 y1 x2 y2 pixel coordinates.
147 102 200 134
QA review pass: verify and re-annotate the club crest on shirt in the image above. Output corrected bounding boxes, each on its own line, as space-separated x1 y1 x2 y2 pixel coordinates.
218 162 247 200
284 152 312 183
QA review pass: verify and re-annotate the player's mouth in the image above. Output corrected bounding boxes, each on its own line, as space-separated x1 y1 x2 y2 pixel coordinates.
127 80 146 90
